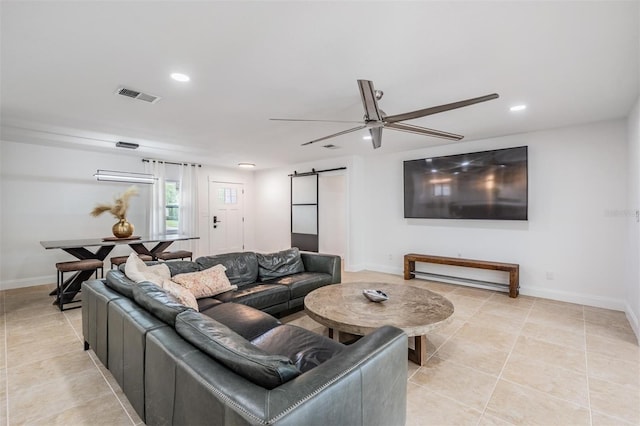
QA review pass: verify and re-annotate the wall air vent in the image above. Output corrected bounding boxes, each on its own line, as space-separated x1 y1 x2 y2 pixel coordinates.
116 141 139 149
115 86 161 104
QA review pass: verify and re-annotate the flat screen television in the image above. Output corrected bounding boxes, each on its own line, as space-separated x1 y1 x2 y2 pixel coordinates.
403 146 528 220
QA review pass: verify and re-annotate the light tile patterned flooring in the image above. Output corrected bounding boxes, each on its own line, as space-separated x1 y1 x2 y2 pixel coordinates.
1 270 639 425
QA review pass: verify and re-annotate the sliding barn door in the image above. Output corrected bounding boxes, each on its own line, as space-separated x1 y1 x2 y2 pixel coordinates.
291 174 318 252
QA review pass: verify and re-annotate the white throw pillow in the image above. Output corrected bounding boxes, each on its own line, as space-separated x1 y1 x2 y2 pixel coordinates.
172 264 237 298
124 253 170 285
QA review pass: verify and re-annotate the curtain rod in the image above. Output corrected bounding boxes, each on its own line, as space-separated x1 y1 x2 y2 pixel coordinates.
288 167 346 177
142 158 202 167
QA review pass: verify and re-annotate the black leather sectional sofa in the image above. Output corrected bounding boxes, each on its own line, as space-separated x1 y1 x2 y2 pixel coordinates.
82 250 408 425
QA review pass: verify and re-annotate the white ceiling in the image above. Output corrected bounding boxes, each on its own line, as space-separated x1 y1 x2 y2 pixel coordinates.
1 1 638 170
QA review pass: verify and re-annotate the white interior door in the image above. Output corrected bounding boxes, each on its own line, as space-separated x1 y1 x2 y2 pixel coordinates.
209 181 244 254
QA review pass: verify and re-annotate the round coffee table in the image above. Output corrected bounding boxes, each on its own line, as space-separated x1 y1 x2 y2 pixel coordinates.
304 282 454 365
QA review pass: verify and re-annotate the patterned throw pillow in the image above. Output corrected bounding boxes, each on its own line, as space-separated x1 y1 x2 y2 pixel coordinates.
162 279 199 311
172 264 237 299
124 253 170 285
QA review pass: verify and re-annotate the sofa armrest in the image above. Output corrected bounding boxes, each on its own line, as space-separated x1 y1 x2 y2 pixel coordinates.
268 325 407 425
300 253 341 284
145 325 406 425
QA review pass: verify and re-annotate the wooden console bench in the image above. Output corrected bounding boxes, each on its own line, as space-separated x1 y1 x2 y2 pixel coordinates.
404 254 520 298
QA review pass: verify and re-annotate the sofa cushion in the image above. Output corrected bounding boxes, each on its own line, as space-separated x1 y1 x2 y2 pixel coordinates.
105 270 135 299
125 253 171 285
264 272 334 300
133 282 193 326
119 260 201 276
175 311 300 389
172 264 237 298
256 247 305 281
195 252 258 287
196 297 224 312
212 283 289 311
251 324 344 373
163 260 202 276
202 302 281 341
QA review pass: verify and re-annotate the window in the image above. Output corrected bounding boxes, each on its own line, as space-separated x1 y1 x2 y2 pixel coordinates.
218 187 238 204
433 183 451 197
166 180 179 233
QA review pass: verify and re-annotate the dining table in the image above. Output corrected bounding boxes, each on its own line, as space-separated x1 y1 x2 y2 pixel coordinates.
40 234 199 303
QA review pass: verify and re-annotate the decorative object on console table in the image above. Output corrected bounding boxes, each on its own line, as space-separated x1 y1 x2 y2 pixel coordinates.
90 186 138 238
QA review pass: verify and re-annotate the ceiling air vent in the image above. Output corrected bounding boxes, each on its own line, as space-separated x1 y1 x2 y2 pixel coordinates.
115 86 161 104
323 144 340 149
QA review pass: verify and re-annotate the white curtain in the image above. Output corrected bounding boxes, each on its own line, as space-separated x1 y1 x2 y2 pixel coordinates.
178 164 199 252
145 160 166 236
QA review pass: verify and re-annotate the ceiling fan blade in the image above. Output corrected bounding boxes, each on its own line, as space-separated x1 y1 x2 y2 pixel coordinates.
386 122 463 140
369 127 383 149
301 125 367 146
270 118 363 124
357 80 383 122
385 93 499 123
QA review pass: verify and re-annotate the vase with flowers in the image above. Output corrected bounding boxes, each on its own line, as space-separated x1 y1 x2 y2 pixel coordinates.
90 186 139 238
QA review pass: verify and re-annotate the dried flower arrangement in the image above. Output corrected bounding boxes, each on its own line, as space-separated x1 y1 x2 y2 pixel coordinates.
90 186 139 220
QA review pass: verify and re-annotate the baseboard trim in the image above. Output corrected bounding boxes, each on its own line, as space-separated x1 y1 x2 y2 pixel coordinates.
364 264 401 275
520 287 626 311
345 263 366 272
0 275 55 291
624 301 640 344
364 264 628 311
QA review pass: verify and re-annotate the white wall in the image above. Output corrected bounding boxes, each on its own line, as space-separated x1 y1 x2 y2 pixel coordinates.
254 156 357 264
254 120 630 310
0 140 149 289
2 118 633 313
0 139 255 290
625 97 640 339
363 120 628 309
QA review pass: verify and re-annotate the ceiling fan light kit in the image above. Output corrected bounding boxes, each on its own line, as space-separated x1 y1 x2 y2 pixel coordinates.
271 80 499 149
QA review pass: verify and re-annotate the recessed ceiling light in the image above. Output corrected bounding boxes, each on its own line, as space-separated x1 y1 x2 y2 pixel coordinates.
510 104 527 112
238 163 255 169
171 73 190 82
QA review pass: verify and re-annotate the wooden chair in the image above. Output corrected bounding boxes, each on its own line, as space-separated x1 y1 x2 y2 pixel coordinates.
55 259 103 311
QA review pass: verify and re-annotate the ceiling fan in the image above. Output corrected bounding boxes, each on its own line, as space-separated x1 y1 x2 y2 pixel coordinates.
270 80 499 149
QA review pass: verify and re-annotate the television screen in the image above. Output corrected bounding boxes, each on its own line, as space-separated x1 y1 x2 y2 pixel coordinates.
403 146 528 220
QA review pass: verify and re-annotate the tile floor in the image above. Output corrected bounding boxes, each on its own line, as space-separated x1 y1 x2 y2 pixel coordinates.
1 270 639 425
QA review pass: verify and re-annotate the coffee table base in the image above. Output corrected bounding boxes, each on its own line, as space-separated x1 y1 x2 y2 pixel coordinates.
328 328 428 366
407 335 427 366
